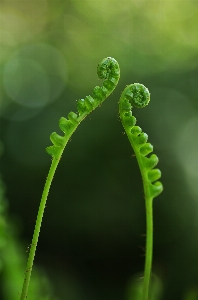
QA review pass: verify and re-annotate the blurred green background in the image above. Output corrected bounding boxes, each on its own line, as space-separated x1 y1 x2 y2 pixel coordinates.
1 0 198 299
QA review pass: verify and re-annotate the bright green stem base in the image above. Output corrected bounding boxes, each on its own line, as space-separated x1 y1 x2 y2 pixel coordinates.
20 156 61 299
142 197 153 300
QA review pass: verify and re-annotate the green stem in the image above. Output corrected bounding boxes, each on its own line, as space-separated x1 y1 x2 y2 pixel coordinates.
120 119 154 300
131 138 154 300
20 113 87 299
20 155 62 299
142 189 153 300
20 57 120 300
118 84 163 300
20 114 88 299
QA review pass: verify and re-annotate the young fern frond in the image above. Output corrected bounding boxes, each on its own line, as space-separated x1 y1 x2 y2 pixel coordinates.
20 57 120 300
119 83 163 300
46 57 120 159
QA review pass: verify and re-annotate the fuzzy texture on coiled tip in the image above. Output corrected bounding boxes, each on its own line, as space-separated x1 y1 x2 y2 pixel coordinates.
121 83 150 108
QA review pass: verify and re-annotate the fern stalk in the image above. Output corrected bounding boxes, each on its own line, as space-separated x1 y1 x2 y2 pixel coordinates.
119 84 163 300
20 57 120 300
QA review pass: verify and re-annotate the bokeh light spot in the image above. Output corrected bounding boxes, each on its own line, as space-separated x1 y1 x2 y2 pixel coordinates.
4 58 50 108
3 43 68 110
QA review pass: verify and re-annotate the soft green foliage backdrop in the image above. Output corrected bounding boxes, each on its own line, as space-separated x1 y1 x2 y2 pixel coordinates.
1 1 198 299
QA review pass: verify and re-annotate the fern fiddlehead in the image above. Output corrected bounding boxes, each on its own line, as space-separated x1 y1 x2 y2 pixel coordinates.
119 83 163 300
46 57 120 159
20 57 120 300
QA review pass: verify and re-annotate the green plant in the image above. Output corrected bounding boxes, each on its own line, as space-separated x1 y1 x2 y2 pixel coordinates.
19 58 163 300
119 84 163 300
20 57 120 300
